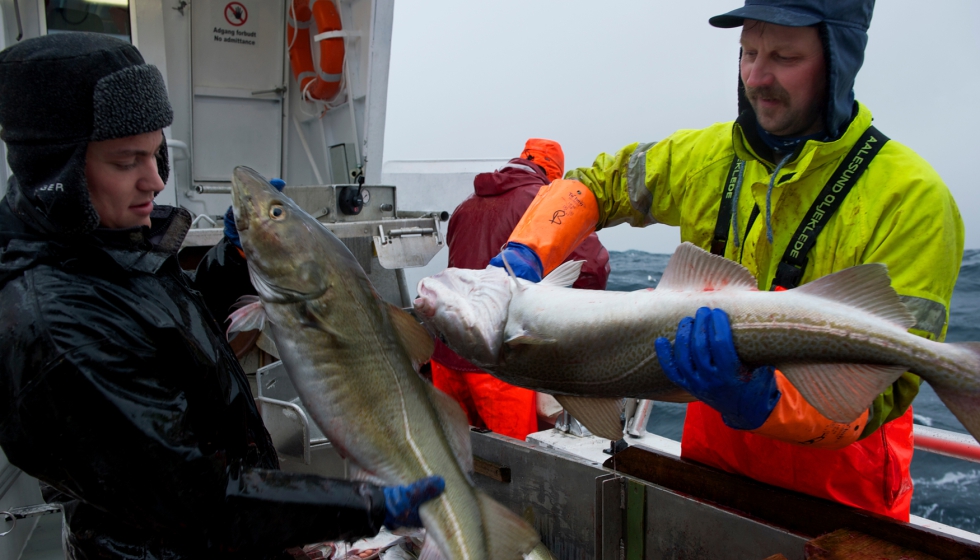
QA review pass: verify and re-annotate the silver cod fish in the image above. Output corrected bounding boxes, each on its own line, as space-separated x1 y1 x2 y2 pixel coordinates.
414 242 980 444
226 166 539 560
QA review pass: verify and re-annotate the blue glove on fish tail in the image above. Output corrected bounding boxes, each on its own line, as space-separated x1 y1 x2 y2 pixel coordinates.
382 475 445 530
655 307 780 430
489 242 543 283
224 178 286 249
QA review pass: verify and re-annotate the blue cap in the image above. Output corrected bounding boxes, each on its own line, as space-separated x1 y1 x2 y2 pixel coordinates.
710 0 876 138
709 0 873 31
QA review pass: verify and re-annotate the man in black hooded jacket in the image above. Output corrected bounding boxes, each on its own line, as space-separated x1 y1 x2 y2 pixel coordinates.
0 33 441 559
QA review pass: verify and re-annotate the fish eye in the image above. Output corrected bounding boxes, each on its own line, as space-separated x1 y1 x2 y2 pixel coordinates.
269 205 286 220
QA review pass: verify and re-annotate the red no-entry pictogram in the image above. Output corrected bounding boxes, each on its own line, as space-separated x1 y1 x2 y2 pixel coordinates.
224 2 248 26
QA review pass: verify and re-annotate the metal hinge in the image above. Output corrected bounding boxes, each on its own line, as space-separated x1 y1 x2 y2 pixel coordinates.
0 504 63 538
621 477 627 509
251 86 287 97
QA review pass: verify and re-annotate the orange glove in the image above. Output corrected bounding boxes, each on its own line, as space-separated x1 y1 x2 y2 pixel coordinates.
751 370 869 449
507 179 600 276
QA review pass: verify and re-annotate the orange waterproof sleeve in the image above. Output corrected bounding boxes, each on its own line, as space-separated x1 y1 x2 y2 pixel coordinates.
751 371 868 450
508 179 600 276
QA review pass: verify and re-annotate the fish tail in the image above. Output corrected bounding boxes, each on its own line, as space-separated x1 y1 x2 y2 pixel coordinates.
476 491 540 560
932 342 980 444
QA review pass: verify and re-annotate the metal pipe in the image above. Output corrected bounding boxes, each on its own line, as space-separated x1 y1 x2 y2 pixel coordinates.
293 115 324 185
914 425 980 463
626 400 655 438
13 0 23 41
195 185 231 194
190 214 217 228
166 139 190 161
397 210 449 222
388 227 434 237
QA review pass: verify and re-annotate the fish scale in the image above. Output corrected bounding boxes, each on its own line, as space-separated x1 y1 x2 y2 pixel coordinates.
271 300 487 559
227 166 539 560
416 242 980 445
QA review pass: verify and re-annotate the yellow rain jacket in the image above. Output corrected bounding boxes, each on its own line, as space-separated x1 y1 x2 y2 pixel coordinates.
567 102 964 437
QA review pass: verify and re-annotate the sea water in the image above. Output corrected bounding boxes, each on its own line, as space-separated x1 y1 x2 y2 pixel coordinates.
606 248 980 533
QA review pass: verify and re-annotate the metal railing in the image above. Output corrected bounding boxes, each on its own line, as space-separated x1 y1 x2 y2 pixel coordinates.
914 425 980 463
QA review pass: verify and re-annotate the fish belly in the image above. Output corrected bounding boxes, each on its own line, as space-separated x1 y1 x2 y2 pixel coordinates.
496 287 935 399
270 318 489 560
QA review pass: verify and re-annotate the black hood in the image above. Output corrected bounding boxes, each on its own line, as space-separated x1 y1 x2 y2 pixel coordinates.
0 33 173 235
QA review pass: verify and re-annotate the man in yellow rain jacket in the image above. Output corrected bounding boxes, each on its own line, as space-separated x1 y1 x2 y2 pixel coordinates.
488 0 963 520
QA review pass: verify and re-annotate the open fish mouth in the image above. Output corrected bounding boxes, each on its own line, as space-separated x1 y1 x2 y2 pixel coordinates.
230 191 251 231
231 165 281 230
415 266 513 366
230 169 248 226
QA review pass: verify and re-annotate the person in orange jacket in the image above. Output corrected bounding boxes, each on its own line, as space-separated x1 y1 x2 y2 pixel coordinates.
430 139 610 440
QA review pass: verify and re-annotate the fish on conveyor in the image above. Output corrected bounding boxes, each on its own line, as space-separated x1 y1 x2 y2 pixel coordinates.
225 166 539 560
414 242 980 444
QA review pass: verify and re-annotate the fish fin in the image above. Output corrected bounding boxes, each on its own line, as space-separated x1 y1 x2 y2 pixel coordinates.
540 260 584 288
424 383 475 474
657 242 757 292
232 294 261 308
553 395 624 441
656 388 699 403
499 252 526 294
387 303 435 368
477 491 540 559
793 264 915 330
504 330 558 346
525 542 558 560
348 464 389 486
226 299 268 339
777 363 907 423
418 537 448 560
255 327 280 359
934 343 980 444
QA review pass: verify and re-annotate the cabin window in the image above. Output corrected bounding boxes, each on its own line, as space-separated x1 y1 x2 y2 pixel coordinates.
45 0 131 43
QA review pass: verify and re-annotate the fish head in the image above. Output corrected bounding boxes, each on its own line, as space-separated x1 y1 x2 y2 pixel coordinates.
414 266 512 367
230 166 331 302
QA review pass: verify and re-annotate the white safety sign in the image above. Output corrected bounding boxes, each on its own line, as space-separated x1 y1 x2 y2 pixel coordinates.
212 1 258 46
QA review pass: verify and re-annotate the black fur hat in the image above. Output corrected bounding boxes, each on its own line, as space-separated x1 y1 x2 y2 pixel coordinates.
0 33 174 234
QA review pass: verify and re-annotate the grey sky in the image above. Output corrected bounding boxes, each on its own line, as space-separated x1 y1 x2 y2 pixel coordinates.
383 1 980 254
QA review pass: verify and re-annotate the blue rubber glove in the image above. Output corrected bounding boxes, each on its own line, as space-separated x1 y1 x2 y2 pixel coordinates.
382 475 445 530
224 178 286 249
488 242 543 282
655 307 780 430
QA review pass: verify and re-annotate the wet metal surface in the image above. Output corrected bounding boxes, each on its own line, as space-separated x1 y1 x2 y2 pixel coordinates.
471 431 818 560
645 487 806 560
471 431 605 560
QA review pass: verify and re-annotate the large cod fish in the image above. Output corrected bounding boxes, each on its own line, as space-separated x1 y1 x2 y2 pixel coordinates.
226 167 538 560
414 242 980 444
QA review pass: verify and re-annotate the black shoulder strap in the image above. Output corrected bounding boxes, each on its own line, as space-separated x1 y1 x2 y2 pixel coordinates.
711 156 745 256
771 126 890 289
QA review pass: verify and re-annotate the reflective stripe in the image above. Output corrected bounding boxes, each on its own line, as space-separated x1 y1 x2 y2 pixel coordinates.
899 295 947 339
627 142 657 225
297 71 317 83
313 30 353 42
316 69 343 82
287 17 311 29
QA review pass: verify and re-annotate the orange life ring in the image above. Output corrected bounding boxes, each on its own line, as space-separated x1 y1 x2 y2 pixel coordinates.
287 0 344 102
